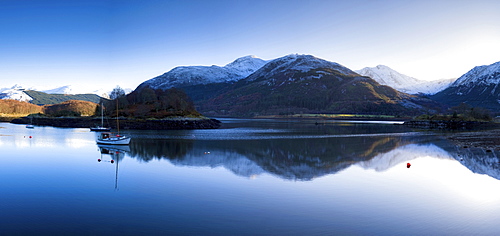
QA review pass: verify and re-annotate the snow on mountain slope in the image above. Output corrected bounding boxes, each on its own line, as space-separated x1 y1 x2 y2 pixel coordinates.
356 65 455 94
0 84 33 101
140 55 268 89
42 85 74 94
0 84 125 102
450 61 500 87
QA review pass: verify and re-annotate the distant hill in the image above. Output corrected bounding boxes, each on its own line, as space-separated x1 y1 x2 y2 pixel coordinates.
24 90 101 105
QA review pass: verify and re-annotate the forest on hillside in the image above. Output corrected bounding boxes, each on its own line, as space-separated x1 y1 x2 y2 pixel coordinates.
102 87 200 118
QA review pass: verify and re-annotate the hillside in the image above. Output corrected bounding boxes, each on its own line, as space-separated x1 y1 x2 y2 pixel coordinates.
0 99 42 117
24 90 101 105
43 100 99 117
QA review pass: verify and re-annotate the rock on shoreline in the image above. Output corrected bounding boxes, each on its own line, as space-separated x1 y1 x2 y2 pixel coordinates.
10 117 221 130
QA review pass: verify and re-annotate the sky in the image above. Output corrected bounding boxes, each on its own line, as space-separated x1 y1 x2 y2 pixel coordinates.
1 0 500 93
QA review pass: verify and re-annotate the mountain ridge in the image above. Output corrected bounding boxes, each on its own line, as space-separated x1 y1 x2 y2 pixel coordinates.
138 55 268 90
196 54 437 117
356 65 455 94
431 60 500 110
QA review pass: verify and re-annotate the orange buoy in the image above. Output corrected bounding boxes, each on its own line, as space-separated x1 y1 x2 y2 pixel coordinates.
407 163 411 168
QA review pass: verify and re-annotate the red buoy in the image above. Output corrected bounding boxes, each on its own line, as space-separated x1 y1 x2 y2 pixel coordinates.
111 160 114 164
407 163 411 168
29 136 32 138
98 159 101 162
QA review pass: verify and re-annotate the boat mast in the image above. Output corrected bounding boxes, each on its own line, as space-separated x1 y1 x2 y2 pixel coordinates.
100 102 104 127
116 99 120 135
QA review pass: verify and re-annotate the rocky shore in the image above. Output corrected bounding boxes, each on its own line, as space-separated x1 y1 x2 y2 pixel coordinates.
446 129 500 151
10 116 221 130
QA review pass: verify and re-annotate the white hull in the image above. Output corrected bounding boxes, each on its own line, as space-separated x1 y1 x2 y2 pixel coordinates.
97 135 131 145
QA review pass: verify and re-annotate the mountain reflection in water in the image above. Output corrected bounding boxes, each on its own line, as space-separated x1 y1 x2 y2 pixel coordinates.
120 134 500 181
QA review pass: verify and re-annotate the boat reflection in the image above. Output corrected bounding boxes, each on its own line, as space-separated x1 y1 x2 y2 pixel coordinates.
97 144 129 190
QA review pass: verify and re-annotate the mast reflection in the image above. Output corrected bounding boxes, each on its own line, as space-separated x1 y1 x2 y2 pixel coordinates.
97 145 130 190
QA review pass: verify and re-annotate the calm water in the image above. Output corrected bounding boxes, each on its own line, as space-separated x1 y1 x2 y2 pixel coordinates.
1 119 500 235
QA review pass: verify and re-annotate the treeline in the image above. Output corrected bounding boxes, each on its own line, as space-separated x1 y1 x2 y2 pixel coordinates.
416 103 493 122
102 87 200 118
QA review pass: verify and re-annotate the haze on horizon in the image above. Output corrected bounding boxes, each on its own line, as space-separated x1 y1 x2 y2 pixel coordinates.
1 0 499 92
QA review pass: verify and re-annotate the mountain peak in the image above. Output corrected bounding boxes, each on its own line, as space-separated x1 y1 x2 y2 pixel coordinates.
224 55 267 71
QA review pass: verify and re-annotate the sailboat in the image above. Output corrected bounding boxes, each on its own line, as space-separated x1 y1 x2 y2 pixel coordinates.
90 103 111 131
96 100 131 145
26 115 34 129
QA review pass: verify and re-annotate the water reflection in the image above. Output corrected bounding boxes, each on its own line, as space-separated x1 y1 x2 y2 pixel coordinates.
447 145 500 180
97 145 129 190
112 133 500 181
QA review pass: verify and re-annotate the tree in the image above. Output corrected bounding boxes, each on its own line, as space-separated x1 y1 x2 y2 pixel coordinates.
109 86 126 100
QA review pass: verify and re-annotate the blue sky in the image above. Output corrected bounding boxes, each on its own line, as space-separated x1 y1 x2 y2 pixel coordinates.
1 0 500 92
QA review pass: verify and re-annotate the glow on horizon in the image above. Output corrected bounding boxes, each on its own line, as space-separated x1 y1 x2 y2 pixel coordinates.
1 0 499 91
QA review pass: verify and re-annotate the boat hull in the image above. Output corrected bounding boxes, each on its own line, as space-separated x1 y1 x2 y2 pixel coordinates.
96 133 131 145
96 137 131 145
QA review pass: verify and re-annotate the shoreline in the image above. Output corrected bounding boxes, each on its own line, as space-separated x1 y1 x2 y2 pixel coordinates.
446 128 500 151
8 116 221 130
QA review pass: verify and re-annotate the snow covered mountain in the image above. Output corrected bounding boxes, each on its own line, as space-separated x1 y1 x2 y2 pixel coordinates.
356 65 455 94
138 55 268 90
450 61 500 87
0 84 33 101
431 61 500 110
198 54 441 116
